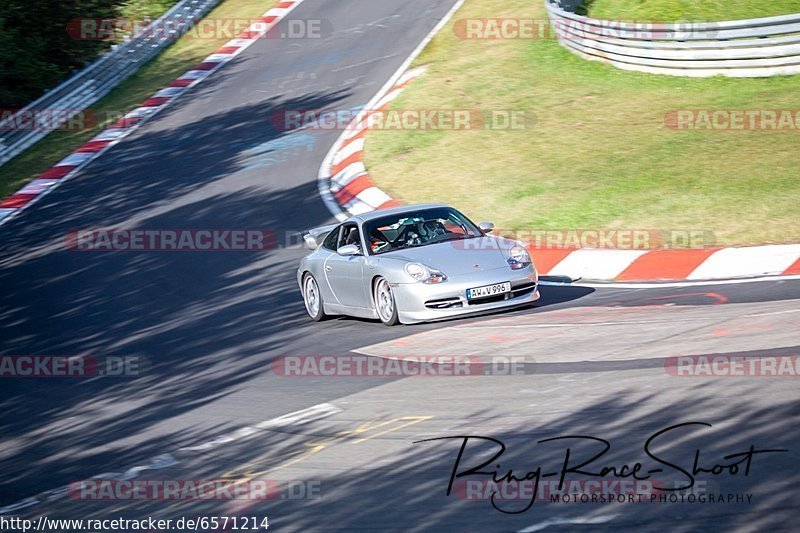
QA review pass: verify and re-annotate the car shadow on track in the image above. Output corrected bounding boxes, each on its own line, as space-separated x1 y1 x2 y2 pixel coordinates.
527 345 800 375
16 379 795 531
0 89 359 505
320 284 596 330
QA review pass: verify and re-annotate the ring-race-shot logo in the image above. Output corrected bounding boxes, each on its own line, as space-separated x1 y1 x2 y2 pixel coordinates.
271 355 531 377
453 479 721 504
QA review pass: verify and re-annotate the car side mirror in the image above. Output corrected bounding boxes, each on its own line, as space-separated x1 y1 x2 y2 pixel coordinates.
303 234 319 250
479 222 494 233
336 244 361 256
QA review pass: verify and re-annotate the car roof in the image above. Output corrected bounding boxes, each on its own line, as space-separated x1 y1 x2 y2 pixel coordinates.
350 203 452 224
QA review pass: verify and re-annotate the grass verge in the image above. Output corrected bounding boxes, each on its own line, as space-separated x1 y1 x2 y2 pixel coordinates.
122 0 181 20
585 0 800 22
364 0 800 245
0 0 274 200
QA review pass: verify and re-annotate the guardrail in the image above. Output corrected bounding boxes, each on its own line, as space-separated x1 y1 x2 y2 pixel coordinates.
545 0 800 77
0 0 221 168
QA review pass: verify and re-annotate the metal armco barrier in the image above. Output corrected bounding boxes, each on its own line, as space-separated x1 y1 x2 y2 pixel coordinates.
0 0 220 168
546 0 800 77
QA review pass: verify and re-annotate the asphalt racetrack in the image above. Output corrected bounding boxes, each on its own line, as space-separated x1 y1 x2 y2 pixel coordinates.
0 0 798 530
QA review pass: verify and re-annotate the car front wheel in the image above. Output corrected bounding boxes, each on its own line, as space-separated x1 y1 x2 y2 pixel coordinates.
374 277 400 326
303 274 326 322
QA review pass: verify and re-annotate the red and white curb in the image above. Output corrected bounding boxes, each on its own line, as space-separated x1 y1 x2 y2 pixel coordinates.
319 66 426 218
0 0 306 228
317 0 466 221
315 0 800 283
323 108 800 281
531 245 800 282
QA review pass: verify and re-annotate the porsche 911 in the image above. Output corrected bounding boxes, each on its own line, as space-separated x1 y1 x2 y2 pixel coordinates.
297 204 540 325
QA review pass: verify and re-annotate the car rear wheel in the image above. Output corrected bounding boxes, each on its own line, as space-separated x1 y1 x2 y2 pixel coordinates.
374 277 400 326
303 274 326 322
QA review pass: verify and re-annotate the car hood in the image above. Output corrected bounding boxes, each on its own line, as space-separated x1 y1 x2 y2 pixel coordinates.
380 237 515 276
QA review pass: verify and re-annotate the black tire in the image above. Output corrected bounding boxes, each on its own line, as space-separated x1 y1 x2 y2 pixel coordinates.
373 277 400 326
302 273 326 322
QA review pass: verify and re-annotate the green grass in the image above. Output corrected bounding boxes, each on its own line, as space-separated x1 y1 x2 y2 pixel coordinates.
586 0 800 22
121 0 180 20
364 0 800 246
0 0 273 200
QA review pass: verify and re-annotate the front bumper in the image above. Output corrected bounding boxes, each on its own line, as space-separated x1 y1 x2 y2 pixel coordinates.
392 265 540 324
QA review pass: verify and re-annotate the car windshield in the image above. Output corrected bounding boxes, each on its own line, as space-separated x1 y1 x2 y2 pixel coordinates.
364 207 483 255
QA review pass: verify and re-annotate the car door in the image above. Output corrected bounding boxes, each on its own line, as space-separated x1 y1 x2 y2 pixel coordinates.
323 223 370 309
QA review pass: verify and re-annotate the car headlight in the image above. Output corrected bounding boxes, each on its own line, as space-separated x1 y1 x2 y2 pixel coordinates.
507 244 531 270
404 262 447 283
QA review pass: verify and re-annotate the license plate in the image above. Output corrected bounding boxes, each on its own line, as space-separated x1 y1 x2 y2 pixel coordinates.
466 282 511 300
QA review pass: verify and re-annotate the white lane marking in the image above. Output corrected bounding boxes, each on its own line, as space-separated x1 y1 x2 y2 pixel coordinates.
451 319 701 329
0 403 341 515
688 245 800 280
253 402 341 428
331 53 399 73
179 402 342 452
538 273 800 288
518 514 619 532
374 87 405 109
317 0 466 221
744 308 800 318
397 66 429 86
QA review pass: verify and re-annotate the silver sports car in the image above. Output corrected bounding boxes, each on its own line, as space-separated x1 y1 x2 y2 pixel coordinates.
297 204 540 325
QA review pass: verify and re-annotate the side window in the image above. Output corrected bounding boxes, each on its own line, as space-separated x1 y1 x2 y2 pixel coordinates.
338 224 361 249
321 226 341 251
